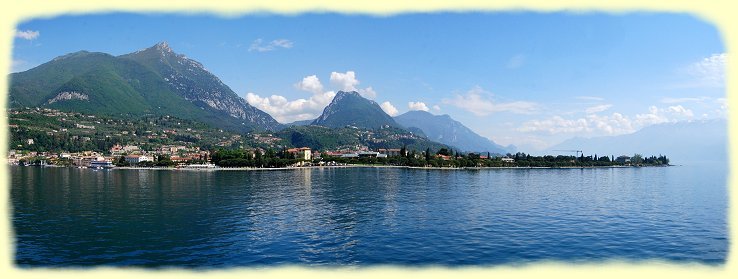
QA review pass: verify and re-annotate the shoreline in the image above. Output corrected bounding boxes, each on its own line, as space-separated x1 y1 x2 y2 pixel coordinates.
10 164 670 171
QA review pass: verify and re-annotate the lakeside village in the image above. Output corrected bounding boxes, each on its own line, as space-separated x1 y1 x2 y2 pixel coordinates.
8 143 670 170
8 139 669 169
7 108 670 169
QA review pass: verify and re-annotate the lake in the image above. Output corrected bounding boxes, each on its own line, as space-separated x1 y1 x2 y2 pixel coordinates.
10 164 727 267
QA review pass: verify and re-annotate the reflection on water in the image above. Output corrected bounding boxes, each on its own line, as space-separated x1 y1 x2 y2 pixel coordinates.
11 164 727 267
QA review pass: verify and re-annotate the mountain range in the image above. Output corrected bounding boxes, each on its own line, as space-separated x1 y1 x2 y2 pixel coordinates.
545 119 727 164
9 42 282 132
394 110 514 154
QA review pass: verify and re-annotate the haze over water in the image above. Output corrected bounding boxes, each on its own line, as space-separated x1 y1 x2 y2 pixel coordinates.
12 164 727 267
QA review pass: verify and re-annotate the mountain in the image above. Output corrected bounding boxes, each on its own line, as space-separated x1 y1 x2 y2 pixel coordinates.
394 110 513 154
312 91 400 129
8 42 282 132
546 119 727 164
284 119 315 127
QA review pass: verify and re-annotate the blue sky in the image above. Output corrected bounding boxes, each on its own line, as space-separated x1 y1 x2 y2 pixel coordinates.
11 12 726 151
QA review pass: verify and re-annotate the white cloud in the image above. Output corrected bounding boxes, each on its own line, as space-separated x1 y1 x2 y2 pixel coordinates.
408 101 430 111
666 105 694 118
684 53 726 87
330 71 378 99
246 90 336 123
248 38 294 52
507 54 525 69
358 87 377 99
15 29 39 40
245 71 381 122
432 105 441 111
380 101 399 116
443 86 539 116
246 73 337 123
294 75 324 94
330 71 359 91
660 97 708 104
584 104 612 114
575 96 605 101
518 113 635 135
519 105 697 136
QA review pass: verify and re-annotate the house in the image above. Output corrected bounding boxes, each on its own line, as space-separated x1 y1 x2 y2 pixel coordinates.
435 154 452 160
287 147 312 160
501 157 514 163
125 155 154 164
377 148 404 157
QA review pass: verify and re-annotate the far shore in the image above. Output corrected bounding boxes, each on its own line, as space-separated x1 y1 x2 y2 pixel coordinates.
14 164 669 171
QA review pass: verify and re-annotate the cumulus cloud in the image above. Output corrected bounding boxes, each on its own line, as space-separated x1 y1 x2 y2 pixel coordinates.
15 29 39 40
443 86 538 116
408 101 430 111
519 105 696 136
432 105 441 111
358 87 377 99
329 71 378 99
248 38 294 52
294 75 324 94
684 53 726 87
666 105 694 118
584 104 612 114
245 71 381 122
380 101 399 116
330 71 359 91
246 74 336 123
518 113 635 135
246 90 336 123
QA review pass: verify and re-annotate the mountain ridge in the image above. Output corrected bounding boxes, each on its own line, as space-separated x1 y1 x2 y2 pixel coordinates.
394 110 514 154
545 119 727 164
8 42 282 132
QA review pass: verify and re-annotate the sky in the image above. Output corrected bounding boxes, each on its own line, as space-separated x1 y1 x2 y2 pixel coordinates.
11 12 726 151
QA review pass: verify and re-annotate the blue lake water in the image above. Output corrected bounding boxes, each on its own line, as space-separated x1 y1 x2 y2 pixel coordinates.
10 164 728 267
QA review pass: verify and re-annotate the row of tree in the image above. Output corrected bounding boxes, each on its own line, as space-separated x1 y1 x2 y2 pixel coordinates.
210 148 301 168
322 150 670 168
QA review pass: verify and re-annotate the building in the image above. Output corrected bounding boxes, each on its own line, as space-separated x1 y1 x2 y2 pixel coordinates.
377 148 404 157
501 157 515 163
125 155 154 164
436 154 452 160
287 147 312 160
90 157 114 169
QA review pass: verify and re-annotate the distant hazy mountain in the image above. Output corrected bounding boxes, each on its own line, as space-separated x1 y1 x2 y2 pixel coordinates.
9 42 282 132
284 119 314 127
394 110 513 154
312 91 400 129
546 119 727 164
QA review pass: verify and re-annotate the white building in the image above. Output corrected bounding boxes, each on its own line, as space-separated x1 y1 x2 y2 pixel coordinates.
125 155 154 164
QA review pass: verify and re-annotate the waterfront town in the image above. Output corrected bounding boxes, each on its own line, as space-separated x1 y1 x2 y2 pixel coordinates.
7 108 668 169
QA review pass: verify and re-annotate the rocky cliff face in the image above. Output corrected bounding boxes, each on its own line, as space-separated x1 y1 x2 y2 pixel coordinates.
121 42 282 131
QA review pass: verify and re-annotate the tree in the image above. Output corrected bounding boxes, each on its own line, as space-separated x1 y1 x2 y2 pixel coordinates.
425 148 431 161
437 148 451 156
632 154 644 165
